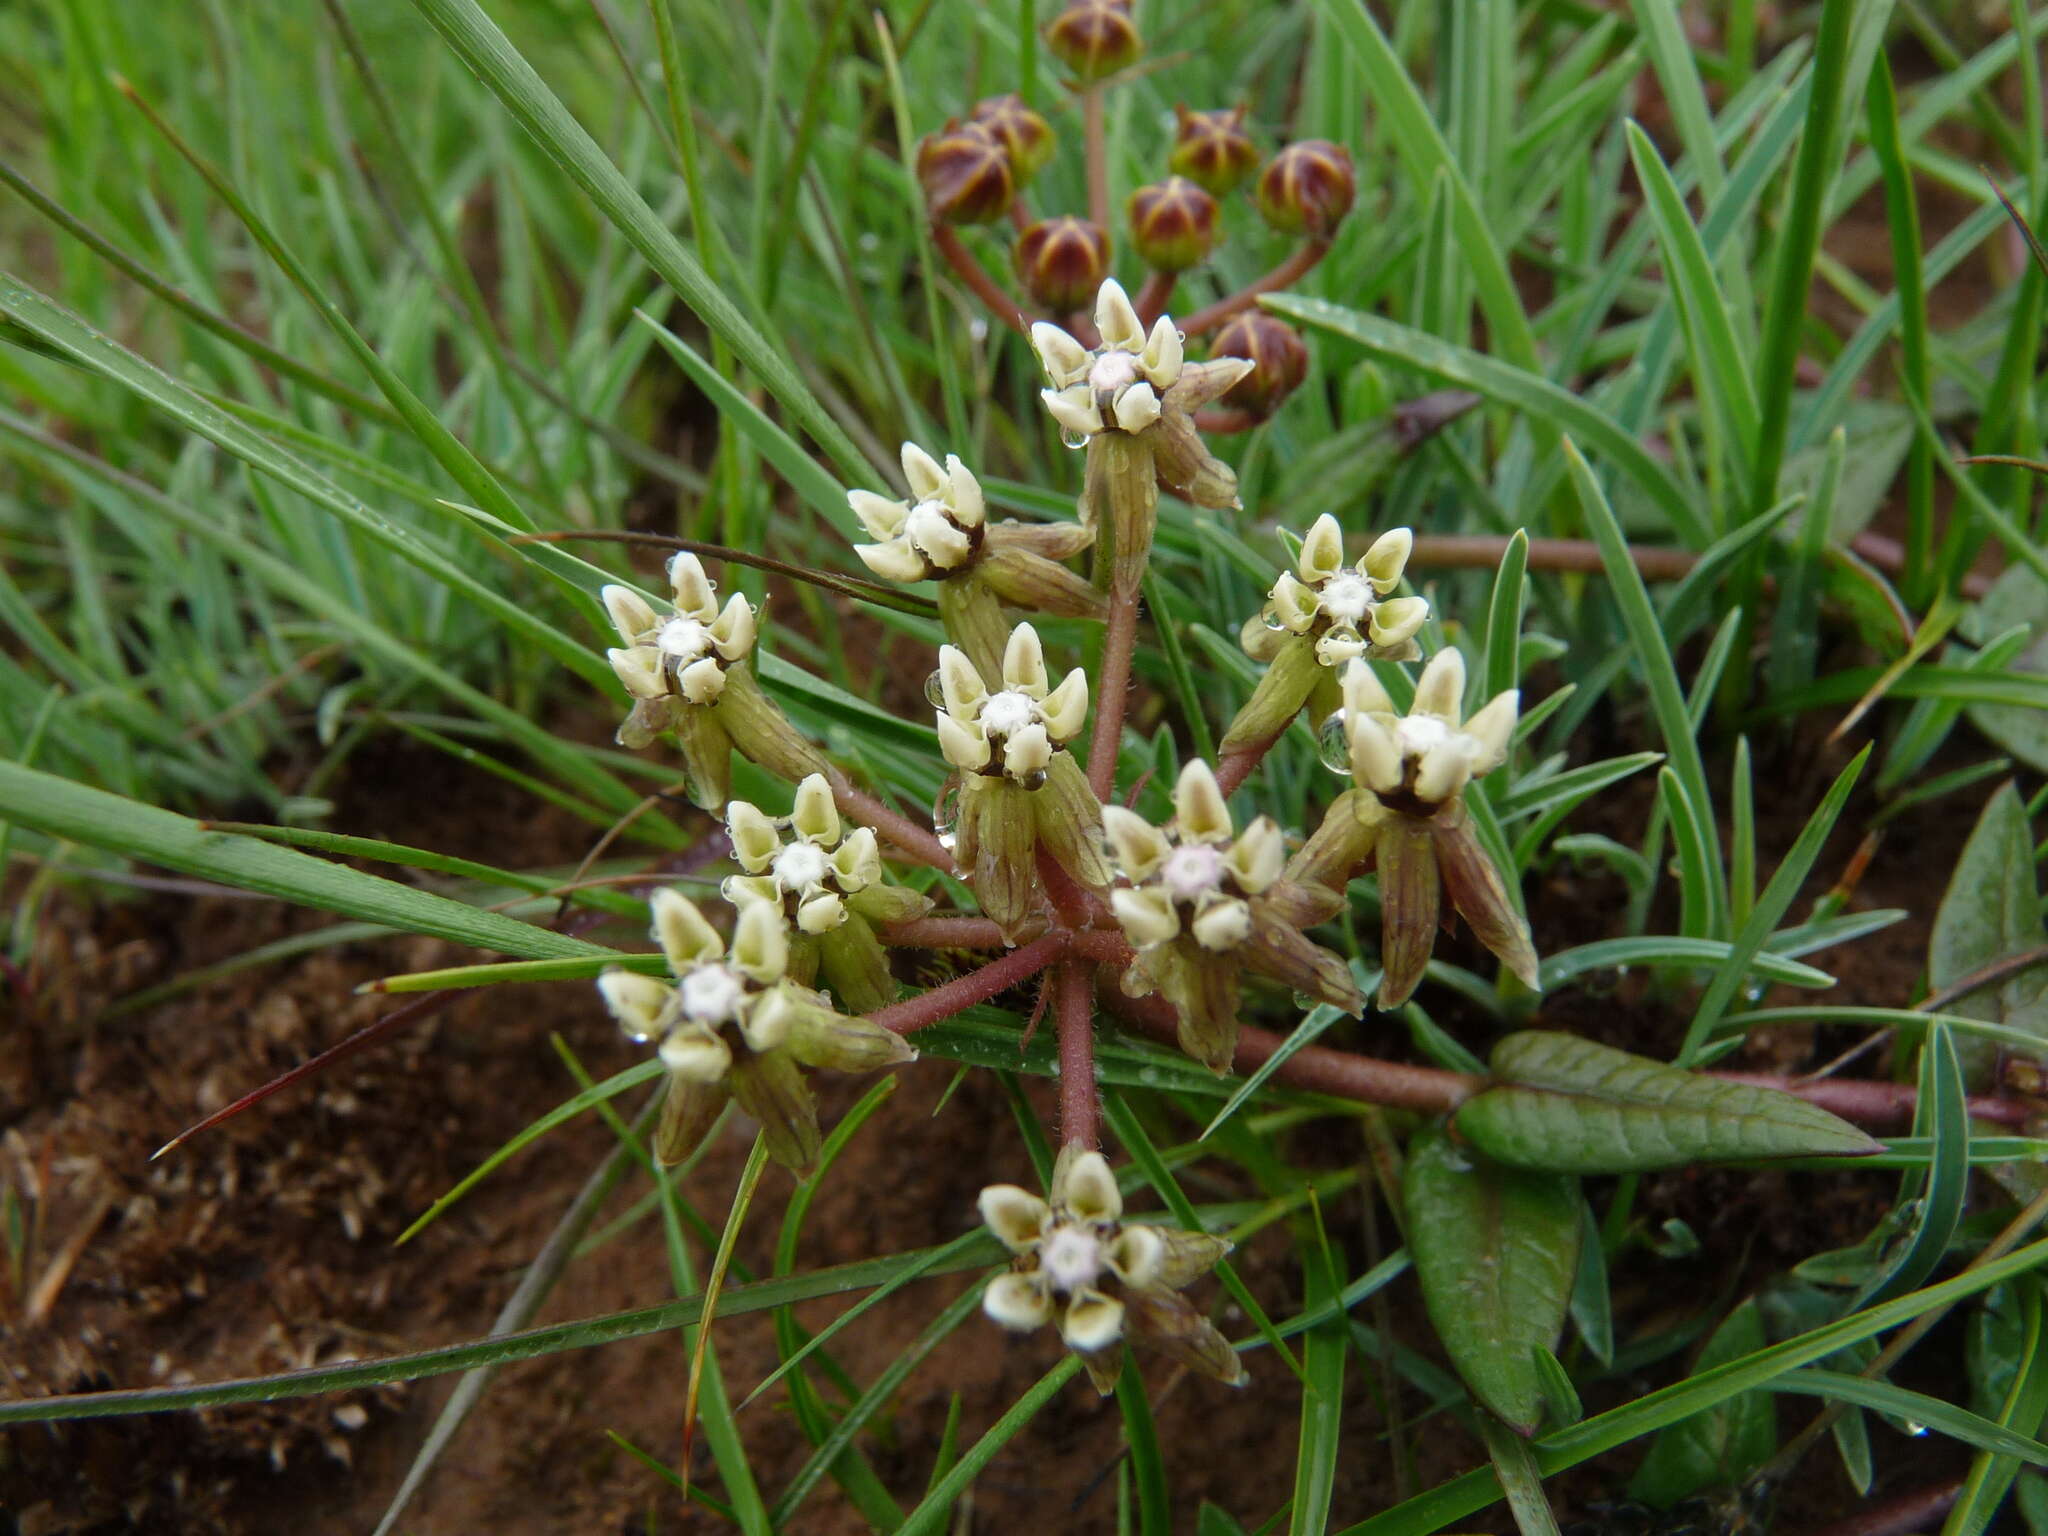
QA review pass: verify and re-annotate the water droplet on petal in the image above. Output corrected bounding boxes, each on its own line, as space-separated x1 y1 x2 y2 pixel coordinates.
1059 428 1088 451
1315 710 1352 774
933 778 963 840
924 670 948 709
1260 603 1289 632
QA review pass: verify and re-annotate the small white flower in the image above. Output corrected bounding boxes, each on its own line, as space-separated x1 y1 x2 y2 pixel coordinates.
849 443 987 582
1250 515 1427 667
1031 279 1185 440
934 622 1089 786
724 774 881 935
601 553 756 708
1341 651 1518 807
1102 760 1283 955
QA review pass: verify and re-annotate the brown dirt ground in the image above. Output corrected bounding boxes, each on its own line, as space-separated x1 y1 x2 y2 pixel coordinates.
0 695 2012 1535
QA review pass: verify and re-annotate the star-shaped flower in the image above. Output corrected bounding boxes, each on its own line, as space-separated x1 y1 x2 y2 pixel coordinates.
848 442 986 583
935 623 1089 787
1032 279 1185 440
597 891 914 1172
978 1147 1244 1394
1247 514 1429 668
1341 649 1516 810
602 553 756 723
1102 760 1359 1071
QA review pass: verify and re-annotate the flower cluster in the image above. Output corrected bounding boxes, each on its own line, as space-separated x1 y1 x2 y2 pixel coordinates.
979 1147 1243 1394
1104 760 1359 1071
1222 515 1427 757
598 891 914 1173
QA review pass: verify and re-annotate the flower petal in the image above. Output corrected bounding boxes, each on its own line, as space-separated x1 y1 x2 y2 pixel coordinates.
945 454 986 527
607 646 666 700
667 553 717 618
1107 1224 1164 1287
598 969 673 1042
1041 385 1103 437
724 801 782 872
983 1271 1054 1331
847 488 908 540
1003 721 1053 781
900 441 947 501
831 826 881 890
936 712 991 773
979 1184 1052 1251
1141 315 1184 386
652 888 723 969
1112 885 1181 947
790 773 840 844
1173 758 1234 843
677 656 726 704
1101 805 1169 881
1462 690 1520 772
1039 666 1090 742
1298 514 1346 583
1190 896 1252 952
1347 712 1404 794
731 900 791 984
1414 736 1478 804
937 644 988 718
1030 321 1091 388
1369 595 1430 649
855 539 928 584
1112 380 1161 434
1002 622 1050 696
1054 1147 1122 1223
659 1025 733 1084
1059 1288 1127 1353
795 890 845 934
1340 657 1395 716
1362 526 1414 590
1095 277 1144 351
1228 817 1286 894
1412 647 1467 723
737 985 793 1052
601 584 659 645
710 593 757 659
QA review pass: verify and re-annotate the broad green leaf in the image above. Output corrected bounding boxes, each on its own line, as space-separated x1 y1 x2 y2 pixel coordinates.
1404 1124 1580 1434
1962 565 2048 774
1628 1299 1776 1505
1455 1032 1882 1174
1931 783 2048 1085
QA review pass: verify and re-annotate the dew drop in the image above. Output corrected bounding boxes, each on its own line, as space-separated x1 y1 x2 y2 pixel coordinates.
1315 709 1352 774
933 778 963 840
924 670 948 709
1059 428 1088 451
1903 1420 1928 1437
1259 603 1289 632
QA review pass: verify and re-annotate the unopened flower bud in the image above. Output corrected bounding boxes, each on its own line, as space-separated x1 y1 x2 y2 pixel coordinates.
970 94 1056 184
1209 312 1309 419
1127 176 1218 273
1168 105 1259 197
917 121 1014 225
1255 139 1357 238
1045 0 1142 83
1014 216 1112 313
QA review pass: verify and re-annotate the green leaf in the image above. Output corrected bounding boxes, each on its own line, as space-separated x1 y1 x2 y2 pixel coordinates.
1404 1124 1581 1434
1628 1299 1776 1505
1931 782 2048 1085
0 759 609 962
1961 567 2048 774
1455 1032 1882 1174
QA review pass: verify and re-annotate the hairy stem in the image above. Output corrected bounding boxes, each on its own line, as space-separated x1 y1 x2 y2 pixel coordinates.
1178 240 1329 338
829 775 954 870
1083 85 1108 230
876 915 1009 949
867 931 1070 1034
1214 733 1280 797
1057 961 1100 1149
930 223 1029 335
1087 584 1140 799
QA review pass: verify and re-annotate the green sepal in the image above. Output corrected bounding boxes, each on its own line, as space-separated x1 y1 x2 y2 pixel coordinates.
1219 635 1318 754
815 911 900 1013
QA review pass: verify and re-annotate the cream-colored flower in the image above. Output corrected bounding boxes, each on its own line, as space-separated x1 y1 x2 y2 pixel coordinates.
1245 514 1428 668
1103 760 1283 956
848 442 987 582
978 1147 1242 1394
726 774 882 935
1031 279 1184 440
1341 650 1518 808
596 890 913 1172
934 622 1089 787
602 553 756 713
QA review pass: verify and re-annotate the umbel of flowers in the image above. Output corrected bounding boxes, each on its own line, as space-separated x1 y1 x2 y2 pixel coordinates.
935 622 1106 936
979 1147 1243 1394
849 441 1103 681
597 890 914 1173
1289 651 1536 1008
601 553 826 809
1104 760 1361 1071
724 773 932 1014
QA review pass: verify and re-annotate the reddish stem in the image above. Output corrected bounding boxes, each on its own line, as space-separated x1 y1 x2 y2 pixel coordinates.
1057 961 1100 1149
1802 1480 1962 1536
1133 270 1175 326
1178 240 1330 338
1214 733 1280 797
830 776 954 871
1009 195 1032 234
930 223 1031 336
1083 85 1109 230
1713 1071 2030 1130
1087 585 1141 799
866 931 1070 1035
877 915 1009 949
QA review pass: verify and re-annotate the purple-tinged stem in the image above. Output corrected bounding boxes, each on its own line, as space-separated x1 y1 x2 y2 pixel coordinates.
1057 960 1099 1149
867 932 1070 1035
1177 239 1329 338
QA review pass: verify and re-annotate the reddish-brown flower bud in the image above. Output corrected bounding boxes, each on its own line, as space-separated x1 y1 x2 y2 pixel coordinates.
1014 216 1112 313
1168 105 1259 198
1209 312 1309 419
970 93 1056 185
1045 0 1142 83
1127 176 1218 273
1255 139 1357 238
917 121 1014 226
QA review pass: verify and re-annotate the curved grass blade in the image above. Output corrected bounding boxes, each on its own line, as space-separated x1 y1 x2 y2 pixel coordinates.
895 1356 1083 1536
